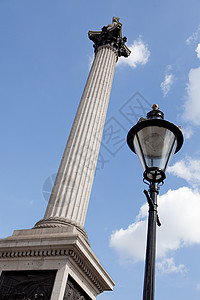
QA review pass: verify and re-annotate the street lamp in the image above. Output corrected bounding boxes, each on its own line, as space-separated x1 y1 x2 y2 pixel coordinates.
127 104 183 300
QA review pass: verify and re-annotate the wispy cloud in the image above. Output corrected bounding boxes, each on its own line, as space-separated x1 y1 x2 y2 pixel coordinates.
182 43 200 125
186 25 200 45
160 73 174 97
196 43 200 59
168 156 200 187
181 126 193 139
157 257 186 274
117 37 150 68
110 187 200 269
183 65 200 125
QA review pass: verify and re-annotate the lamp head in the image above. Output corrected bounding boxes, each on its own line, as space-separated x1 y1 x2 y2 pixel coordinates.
127 105 184 183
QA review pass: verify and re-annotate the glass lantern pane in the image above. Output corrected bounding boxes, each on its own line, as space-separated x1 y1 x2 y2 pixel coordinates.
133 126 177 172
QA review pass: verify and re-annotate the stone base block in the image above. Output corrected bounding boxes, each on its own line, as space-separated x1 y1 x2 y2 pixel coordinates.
0 229 114 299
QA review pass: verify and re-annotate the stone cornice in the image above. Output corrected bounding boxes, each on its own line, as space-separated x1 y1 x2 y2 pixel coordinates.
68 249 104 292
0 247 104 292
0 248 104 292
88 17 131 58
0 231 115 292
0 248 67 259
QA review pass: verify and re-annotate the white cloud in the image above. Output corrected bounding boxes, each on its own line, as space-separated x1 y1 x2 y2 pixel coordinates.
168 157 200 186
186 25 200 45
157 257 186 274
110 187 200 266
183 66 200 125
195 43 200 59
117 37 150 68
181 126 193 139
110 219 147 263
160 74 174 97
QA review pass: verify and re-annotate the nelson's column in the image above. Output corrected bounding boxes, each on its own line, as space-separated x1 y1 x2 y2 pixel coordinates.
0 17 130 300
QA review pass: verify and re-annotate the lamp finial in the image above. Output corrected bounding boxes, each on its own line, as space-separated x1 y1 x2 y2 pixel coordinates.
152 104 159 110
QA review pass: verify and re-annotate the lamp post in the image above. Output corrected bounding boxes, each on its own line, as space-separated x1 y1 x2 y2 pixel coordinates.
127 104 183 300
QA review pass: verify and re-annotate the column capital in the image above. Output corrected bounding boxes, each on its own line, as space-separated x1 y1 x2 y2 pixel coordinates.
88 17 131 58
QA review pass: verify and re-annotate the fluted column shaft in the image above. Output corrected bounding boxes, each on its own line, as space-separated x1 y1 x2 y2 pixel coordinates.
38 45 117 230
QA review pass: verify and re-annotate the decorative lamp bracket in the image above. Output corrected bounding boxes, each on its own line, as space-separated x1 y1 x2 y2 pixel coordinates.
144 190 161 227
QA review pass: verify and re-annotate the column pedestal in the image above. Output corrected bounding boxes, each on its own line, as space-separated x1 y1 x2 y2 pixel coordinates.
0 229 114 299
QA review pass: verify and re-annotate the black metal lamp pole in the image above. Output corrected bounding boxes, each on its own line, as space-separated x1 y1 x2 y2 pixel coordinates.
143 183 159 300
127 104 183 300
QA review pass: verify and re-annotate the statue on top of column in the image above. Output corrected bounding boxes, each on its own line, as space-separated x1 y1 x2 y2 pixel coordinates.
88 17 131 58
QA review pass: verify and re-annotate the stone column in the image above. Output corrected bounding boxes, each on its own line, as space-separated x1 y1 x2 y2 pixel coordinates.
35 17 130 235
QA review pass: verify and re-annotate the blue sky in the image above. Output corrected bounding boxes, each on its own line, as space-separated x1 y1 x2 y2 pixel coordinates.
1 0 200 299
